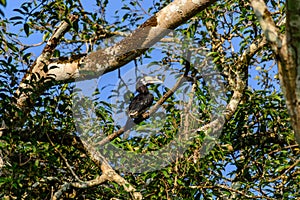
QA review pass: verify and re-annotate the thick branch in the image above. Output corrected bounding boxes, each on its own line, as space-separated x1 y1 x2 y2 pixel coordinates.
285 0 300 144
82 0 216 75
38 0 217 82
251 0 300 144
15 15 79 109
251 0 282 50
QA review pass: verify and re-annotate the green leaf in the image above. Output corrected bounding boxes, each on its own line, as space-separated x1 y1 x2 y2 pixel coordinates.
162 170 169 178
177 179 184 186
43 32 50 42
10 16 23 21
0 0 6 6
275 165 288 173
72 20 79 32
24 23 30 37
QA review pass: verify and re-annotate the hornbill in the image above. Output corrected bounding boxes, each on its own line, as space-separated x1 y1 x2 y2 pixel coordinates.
128 76 162 118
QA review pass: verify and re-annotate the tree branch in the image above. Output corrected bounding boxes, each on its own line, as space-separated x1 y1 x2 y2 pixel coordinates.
251 0 300 144
15 15 79 110
52 138 142 200
285 0 300 144
250 0 282 51
44 0 217 82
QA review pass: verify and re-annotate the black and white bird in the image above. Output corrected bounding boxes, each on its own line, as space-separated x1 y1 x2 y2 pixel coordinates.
128 76 162 118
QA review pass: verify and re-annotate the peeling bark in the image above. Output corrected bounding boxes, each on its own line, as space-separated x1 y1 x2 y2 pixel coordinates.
42 0 216 80
251 0 300 144
83 0 216 75
15 15 79 111
286 0 300 144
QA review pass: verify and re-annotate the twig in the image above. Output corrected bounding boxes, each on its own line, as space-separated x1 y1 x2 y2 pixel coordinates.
267 159 300 182
45 132 82 182
190 184 274 200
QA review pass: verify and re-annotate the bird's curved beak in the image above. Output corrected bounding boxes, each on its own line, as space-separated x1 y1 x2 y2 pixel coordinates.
136 76 163 90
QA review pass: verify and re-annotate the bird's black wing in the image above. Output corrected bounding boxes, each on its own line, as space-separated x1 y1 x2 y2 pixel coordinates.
128 93 154 118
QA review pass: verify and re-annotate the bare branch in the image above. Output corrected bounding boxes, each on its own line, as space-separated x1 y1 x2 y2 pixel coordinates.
28 0 217 83
268 159 300 182
250 0 282 51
